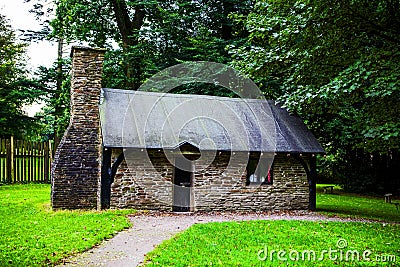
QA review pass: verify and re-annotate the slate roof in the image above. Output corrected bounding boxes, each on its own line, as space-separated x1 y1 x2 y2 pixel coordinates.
99 88 325 153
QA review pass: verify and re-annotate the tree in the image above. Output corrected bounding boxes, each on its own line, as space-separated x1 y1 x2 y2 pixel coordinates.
23 0 71 142
45 0 254 89
0 13 42 138
230 0 400 192
33 59 71 140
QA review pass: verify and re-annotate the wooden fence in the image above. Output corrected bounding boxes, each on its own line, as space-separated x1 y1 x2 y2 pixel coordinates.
0 137 52 183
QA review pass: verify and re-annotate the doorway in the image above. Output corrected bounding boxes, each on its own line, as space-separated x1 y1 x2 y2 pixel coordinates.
173 157 193 212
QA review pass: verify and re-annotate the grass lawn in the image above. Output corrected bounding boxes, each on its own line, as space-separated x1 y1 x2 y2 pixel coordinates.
2 183 399 266
0 184 134 266
316 184 400 222
145 220 399 266
145 185 400 266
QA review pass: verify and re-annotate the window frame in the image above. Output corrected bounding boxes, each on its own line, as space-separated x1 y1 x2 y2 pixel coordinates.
245 154 273 186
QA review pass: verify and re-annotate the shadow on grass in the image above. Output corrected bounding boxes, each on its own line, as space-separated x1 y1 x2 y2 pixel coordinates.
317 206 399 222
317 191 400 222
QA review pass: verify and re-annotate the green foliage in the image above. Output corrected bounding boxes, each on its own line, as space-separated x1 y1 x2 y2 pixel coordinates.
0 13 43 138
230 0 400 152
33 58 71 140
46 0 254 90
0 184 133 266
49 0 116 47
146 220 399 266
230 0 400 192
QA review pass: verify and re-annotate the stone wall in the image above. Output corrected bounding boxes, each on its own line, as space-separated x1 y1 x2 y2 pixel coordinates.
110 151 310 211
51 47 106 209
111 149 174 210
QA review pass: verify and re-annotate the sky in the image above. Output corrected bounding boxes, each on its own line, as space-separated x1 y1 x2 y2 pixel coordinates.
0 0 57 69
0 0 57 116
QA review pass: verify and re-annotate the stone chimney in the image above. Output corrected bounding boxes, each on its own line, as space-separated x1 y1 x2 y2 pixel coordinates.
51 47 106 209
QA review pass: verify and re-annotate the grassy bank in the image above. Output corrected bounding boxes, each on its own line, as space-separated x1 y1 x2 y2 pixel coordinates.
0 184 133 266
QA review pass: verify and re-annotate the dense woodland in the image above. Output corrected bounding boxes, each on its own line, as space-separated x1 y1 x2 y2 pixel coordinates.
1 0 399 194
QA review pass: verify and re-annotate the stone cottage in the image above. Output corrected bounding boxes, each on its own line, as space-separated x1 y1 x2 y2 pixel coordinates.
51 47 325 212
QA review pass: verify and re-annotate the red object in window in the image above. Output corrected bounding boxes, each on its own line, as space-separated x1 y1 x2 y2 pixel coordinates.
267 169 271 183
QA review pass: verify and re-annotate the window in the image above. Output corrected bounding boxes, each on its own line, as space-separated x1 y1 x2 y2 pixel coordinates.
246 155 273 186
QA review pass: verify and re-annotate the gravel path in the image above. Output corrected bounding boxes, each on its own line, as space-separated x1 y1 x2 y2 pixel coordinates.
58 211 385 267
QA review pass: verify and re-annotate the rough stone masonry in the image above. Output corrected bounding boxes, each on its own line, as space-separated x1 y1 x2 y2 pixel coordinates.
110 150 311 211
51 47 106 209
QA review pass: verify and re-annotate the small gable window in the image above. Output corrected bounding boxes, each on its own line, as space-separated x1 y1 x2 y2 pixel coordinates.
246 154 273 186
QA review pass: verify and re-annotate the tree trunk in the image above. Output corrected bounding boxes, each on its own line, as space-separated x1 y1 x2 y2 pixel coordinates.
54 37 63 147
110 0 145 90
221 0 234 41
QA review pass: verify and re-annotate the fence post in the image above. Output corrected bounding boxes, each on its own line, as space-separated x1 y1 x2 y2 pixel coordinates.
10 136 15 182
6 138 11 182
44 141 50 183
11 136 15 183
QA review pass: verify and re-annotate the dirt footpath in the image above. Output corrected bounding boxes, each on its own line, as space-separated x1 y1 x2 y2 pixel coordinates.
58 211 375 267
